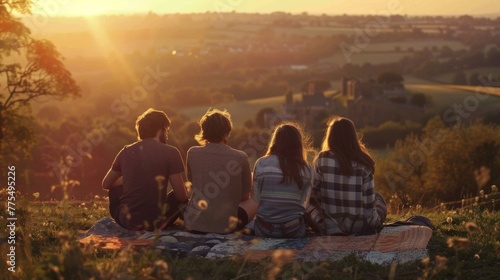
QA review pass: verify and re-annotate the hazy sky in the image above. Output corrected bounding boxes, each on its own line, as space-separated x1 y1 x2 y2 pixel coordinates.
32 0 500 17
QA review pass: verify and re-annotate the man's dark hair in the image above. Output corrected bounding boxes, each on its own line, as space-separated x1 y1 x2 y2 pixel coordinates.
135 108 170 140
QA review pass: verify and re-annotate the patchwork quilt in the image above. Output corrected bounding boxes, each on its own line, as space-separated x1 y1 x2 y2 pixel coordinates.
79 217 433 264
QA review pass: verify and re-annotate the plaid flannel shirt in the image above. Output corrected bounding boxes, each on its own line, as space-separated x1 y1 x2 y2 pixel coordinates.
314 151 382 235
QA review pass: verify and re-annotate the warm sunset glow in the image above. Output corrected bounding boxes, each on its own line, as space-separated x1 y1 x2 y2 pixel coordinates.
30 0 500 17
83 17 137 82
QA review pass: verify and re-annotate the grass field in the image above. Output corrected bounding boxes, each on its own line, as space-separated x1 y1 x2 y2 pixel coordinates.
177 91 344 126
1 192 498 279
320 51 409 65
434 67 500 84
406 82 500 114
176 78 500 127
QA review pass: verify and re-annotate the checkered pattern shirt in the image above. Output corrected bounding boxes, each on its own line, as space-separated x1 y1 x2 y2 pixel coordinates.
314 151 382 235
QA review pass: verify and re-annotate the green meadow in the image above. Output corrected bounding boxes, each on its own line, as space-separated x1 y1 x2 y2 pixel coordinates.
1 192 498 279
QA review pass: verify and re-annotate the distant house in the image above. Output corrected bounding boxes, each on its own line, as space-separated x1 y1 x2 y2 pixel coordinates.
283 82 333 128
342 77 423 127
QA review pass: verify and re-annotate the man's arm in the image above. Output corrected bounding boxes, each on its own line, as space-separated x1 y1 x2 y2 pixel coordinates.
169 172 188 202
102 169 122 190
240 157 252 201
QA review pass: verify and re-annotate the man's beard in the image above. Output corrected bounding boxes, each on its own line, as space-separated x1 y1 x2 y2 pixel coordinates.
159 131 167 144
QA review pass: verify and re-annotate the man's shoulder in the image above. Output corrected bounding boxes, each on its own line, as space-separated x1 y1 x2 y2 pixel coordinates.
126 140 180 154
188 145 248 160
187 145 203 153
162 143 181 152
227 146 249 160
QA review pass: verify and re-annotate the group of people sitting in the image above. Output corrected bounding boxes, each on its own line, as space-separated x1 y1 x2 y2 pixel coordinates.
102 108 387 238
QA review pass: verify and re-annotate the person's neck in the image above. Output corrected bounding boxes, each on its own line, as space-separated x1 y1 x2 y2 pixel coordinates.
208 141 226 145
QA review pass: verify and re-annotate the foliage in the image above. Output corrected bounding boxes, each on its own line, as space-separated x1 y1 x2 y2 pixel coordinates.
375 117 500 206
410 93 428 108
361 120 422 149
0 1 80 161
377 71 404 84
300 79 331 93
1 189 499 279
451 71 468 85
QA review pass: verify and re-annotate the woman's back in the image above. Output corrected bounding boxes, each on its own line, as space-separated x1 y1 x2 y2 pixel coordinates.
253 155 312 224
315 151 381 235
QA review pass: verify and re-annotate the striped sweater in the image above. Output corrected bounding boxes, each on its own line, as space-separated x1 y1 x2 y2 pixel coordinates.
252 155 313 223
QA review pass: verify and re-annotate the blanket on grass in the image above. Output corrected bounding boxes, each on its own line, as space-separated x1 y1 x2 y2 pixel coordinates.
79 217 432 264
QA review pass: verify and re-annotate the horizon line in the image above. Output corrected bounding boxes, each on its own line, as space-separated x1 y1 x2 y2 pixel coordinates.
24 10 500 19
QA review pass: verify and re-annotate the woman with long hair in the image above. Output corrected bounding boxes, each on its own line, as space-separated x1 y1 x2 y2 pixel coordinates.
252 123 315 238
314 116 386 235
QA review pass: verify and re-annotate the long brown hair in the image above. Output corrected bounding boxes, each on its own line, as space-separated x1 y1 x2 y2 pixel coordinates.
266 123 309 189
321 116 375 175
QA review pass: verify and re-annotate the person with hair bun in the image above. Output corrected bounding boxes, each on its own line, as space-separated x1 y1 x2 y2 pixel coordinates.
314 116 387 236
252 123 315 238
184 108 256 234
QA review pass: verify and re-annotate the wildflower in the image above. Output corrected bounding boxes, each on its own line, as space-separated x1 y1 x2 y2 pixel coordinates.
198 199 208 210
225 216 239 233
94 195 100 200
465 222 478 233
474 254 480 260
447 237 469 250
32 192 40 199
435 255 448 271
155 175 165 182
446 217 453 224
148 259 169 278
185 181 193 194
492 185 498 193
343 266 353 274
271 249 294 266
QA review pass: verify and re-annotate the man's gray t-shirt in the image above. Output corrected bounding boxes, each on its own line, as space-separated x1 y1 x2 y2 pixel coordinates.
111 139 184 229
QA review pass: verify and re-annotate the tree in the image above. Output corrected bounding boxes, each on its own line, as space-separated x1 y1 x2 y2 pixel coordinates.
486 47 500 66
377 71 404 84
0 1 80 160
300 79 331 93
469 72 482 86
255 107 277 128
452 71 468 85
410 93 427 108
375 117 500 206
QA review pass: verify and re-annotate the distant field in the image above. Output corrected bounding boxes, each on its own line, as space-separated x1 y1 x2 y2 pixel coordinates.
177 81 500 127
406 83 500 117
321 51 408 65
320 39 466 66
434 67 500 84
365 39 467 52
178 95 289 126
